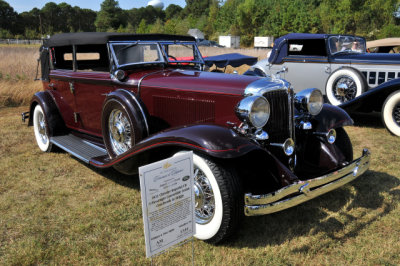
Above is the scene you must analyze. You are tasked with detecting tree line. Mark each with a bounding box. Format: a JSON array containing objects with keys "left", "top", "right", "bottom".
[{"left": 1, "top": 0, "right": 400, "bottom": 46}]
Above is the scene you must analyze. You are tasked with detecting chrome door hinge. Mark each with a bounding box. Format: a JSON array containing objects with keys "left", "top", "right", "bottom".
[
  {"left": 69, "top": 82, "right": 75, "bottom": 94},
  {"left": 73, "top": 112, "right": 79, "bottom": 123}
]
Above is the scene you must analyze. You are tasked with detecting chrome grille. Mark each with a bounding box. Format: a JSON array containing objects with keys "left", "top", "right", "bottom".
[{"left": 263, "top": 89, "right": 294, "bottom": 143}]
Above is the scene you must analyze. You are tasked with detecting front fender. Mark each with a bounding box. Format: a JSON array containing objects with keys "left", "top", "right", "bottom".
[
  {"left": 312, "top": 104, "right": 354, "bottom": 132},
  {"left": 90, "top": 124, "right": 263, "bottom": 169},
  {"left": 339, "top": 78, "right": 400, "bottom": 112}
]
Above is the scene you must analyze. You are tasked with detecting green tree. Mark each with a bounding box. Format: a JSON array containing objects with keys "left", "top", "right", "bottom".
[
  {"left": 165, "top": 4, "right": 183, "bottom": 20},
  {"left": 0, "top": 0, "right": 19, "bottom": 34},
  {"left": 184, "top": 0, "right": 212, "bottom": 17},
  {"left": 95, "top": 0, "right": 125, "bottom": 31}
]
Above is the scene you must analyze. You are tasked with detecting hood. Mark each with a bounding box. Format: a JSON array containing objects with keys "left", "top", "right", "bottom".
[
  {"left": 332, "top": 52, "right": 400, "bottom": 65},
  {"left": 135, "top": 69, "right": 261, "bottom": 96}
]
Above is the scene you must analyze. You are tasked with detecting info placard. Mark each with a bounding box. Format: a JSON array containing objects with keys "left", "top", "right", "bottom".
[{"left": 139, "top": 152, "right": 195, "bottom": 258}]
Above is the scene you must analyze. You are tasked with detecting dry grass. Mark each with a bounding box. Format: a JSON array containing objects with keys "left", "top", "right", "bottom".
[
  {"left": 0, "top": 107, "right": 399, "bottom": 264},
  {"left": 0, "top": 46, "right": 267, "bottom": 107},
  {"left": 0, "top": 46, "right": 42, "bottom": 106}
]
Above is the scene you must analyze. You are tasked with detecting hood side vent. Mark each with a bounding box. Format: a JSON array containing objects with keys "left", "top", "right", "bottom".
[{"left": 153, "top": 95, "right": 215, "bottom": 127}]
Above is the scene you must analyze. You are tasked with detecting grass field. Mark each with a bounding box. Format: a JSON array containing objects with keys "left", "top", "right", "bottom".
[
  {"left": 1, "top": 46, "right": 400, "bottom": 264},
  {"left": 0, "top": 109, "right": 399, "bottom": 264}
]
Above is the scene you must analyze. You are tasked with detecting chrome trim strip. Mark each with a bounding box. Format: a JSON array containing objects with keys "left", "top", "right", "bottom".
[{"left": 244, "top": 149, "right": 370, "bottom": 216}]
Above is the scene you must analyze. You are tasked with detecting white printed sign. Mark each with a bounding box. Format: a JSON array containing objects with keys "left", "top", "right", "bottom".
[{"left": 139, "top": 152, "right": 195, "bottom": 258}]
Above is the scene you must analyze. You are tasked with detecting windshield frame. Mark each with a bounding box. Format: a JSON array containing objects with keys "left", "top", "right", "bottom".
[
  {"left": 160, "top": 41, "right": 205, "bottom": 65},
  {"left": 328, "top": 35, "right": 366, "bottom": 55},
  {"left": 109, "top": 41, "right": 165, "bottom": 69}
]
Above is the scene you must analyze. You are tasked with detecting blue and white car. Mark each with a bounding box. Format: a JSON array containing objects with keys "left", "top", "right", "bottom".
[{"left": 246, "top": 33, "right": 400, "bottom": 136}]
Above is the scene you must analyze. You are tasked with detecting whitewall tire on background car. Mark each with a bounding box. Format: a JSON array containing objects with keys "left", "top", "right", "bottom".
[
  {"left": 176, "top": 152, "right": 242, "bottom": 244},
  {"left": 382, "top": 90, "right": 400, "bottom": 137},
  {"left": 33, "top": 104, "right": 54, "bottom": 152},
  {"left": 326, "top": 68, "right": 365, "bottom": 106}
]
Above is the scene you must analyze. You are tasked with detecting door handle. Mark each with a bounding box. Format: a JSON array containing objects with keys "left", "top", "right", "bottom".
[{"left": 48, "top": 83, "right": 55, "bottom": 89}]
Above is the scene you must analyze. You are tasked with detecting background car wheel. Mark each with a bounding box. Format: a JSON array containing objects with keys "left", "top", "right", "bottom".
[
  {"left": 334, "top": 127, "right": 353, "bottom": 162},
  {"left": 102, "top": 98, "right": 143, "bottom": 158},
  {"left": 33, "top": 104, "right": 55, "bottom": 152},
  {"left": 382, "top": 90, "right": 400, "bottom": 137},
  {"left": 326, "top": 68, "right": 365, "bottom": 106},
  {"left": 176, "top": 152, "right": 243, "bottom": 244}
]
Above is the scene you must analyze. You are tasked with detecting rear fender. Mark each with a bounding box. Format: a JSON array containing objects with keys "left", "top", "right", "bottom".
[
  {"left": 312, "top": 104, "right": 353, "bottom": 132},
  {"left": 28, "top": 91, "right": 66, "bottom": 135}
]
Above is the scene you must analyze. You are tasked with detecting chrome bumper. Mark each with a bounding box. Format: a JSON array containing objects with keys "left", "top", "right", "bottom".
[{"left": 244, "top": 149, "right": 370, "bottom": 216}]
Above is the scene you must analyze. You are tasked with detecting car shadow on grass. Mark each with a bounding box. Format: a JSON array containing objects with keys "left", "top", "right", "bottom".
[
  {"left": 79, "top": 160, "right": 142, "bottom": 190},
  {"left": 228, "top": 170, "right": 400, "bottom": 249}
]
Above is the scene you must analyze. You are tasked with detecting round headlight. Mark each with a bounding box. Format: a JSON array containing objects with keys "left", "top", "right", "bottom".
[
  {"left": 308, "top": 89, "right": 323, "bottom": 115},
  {"left": 236, "top": 96, "right": 270, "bottom": 128},
  {"left": 295, "top": 88, "right": 324, "bottom": 116}
]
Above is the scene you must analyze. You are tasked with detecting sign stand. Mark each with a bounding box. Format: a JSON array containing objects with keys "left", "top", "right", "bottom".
[{"left": 139, "top": 152, "right": 196, "bottom": 263}]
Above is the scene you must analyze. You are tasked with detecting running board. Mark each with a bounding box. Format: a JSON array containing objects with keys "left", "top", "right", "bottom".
[{"left": 51, "top": 134, "right": 107, "bottom": 164}]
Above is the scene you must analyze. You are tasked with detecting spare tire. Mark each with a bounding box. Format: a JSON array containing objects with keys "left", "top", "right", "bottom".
[
  {"left": 326, "top": 68, "right": 366, "bottom": 106},
  {"left": 102, "top": 97, "right": 146, "bottom": 158}
]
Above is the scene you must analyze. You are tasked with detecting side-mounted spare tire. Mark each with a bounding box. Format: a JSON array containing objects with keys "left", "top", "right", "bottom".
[
  {"left": 326, "top": 68, "right": 366, "bottom": 106},
  {"left": 102, "top": 91, "right": 148, "bottom": 158},
  {"left": 382, "top": 90, "right": 400, "bottom": 137}
]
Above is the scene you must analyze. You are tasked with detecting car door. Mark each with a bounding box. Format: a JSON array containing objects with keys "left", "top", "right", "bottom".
[
  {"left": 48, "top": 45, "right": 80, "bottom": 129},
  {"left": 280, "top": 38, "right": 331, "bottom": 93},
  {"left": 71, "top": 44, "right": 114, "bottom": 136}
]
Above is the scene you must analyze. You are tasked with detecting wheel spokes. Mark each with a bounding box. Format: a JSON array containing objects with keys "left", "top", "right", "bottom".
[{"left": 194, "top": 167, "right": 215, "bottom": 224}]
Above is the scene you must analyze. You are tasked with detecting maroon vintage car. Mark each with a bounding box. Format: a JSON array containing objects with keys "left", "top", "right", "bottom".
[{"left": 24, "top": 32, "right": 370, "bottom": 244}]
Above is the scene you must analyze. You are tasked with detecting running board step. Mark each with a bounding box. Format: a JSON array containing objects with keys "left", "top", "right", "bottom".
[{"left": 51, "top": 134, "right": 107, "bottom": 164}]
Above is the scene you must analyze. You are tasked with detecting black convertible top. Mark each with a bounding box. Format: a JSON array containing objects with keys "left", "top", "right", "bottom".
[{"left": 45, "top": 32, "right": 196, "bottom": 47}]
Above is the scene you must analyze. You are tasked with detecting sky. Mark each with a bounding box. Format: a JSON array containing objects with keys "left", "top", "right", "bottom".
[{"left": 6, "top": 0, "right": 186, "bottom": 13}]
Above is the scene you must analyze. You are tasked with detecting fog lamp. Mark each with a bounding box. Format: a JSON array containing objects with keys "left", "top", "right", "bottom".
[
  {"left": 327, "top": 129, "right": 336, "bottom": 144},
  {"left": 283, "top": 138, "right": 295, "bottom": 156}
]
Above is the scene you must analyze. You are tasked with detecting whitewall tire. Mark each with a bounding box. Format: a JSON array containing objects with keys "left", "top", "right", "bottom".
[
  {"left": 33, "top": 104, "right": 54, "bottom": 152},
  {"left": 382, "top": 90, "right": 400, "bottom": 137},
  {"left": 175, "top": 152, "right": 242, "bottom": 244},
  {"left": 326, "top": 68, "right": 365, "bottom": 106}
]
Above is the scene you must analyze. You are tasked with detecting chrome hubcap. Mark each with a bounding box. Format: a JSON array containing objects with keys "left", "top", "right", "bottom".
[
  {"left": 393, "top": 102, "right": 400, "bottom": 126},
  {"left": 194, "top": 168, "right": 215, "bottom": 224},
  {"left": 333, "top": 76, "right": 357, "bottom": 103},
  {"left": 108, "top": 109, "right": 132, "bottom": 155}
]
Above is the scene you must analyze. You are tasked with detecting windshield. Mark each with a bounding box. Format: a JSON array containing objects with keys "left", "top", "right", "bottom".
[
  {"left": 328, "top": 36, "right": 366, "bottom": 55},
  {"left": 110, "top": 43, "right": 163, "bottom": 67},
  {"left": 161, "top": 42, "right": 204, "bottom": 64}
]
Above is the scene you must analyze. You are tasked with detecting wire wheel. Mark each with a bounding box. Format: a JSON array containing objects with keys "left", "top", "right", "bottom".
[
  {"left": 108, "top": 109, "right": 133, "bottom": 155},
  {"left": 326, "top": 68, "right": 365, "bottom": 106},
  {"left": 333, "top": 76, "right": 358, "bottom": 103},
  {"left": 194, "top": 167, "right": 215, "bottom": 224},
  {"left": 393, "top": 102, "right": 400, "bottom": 126}
]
